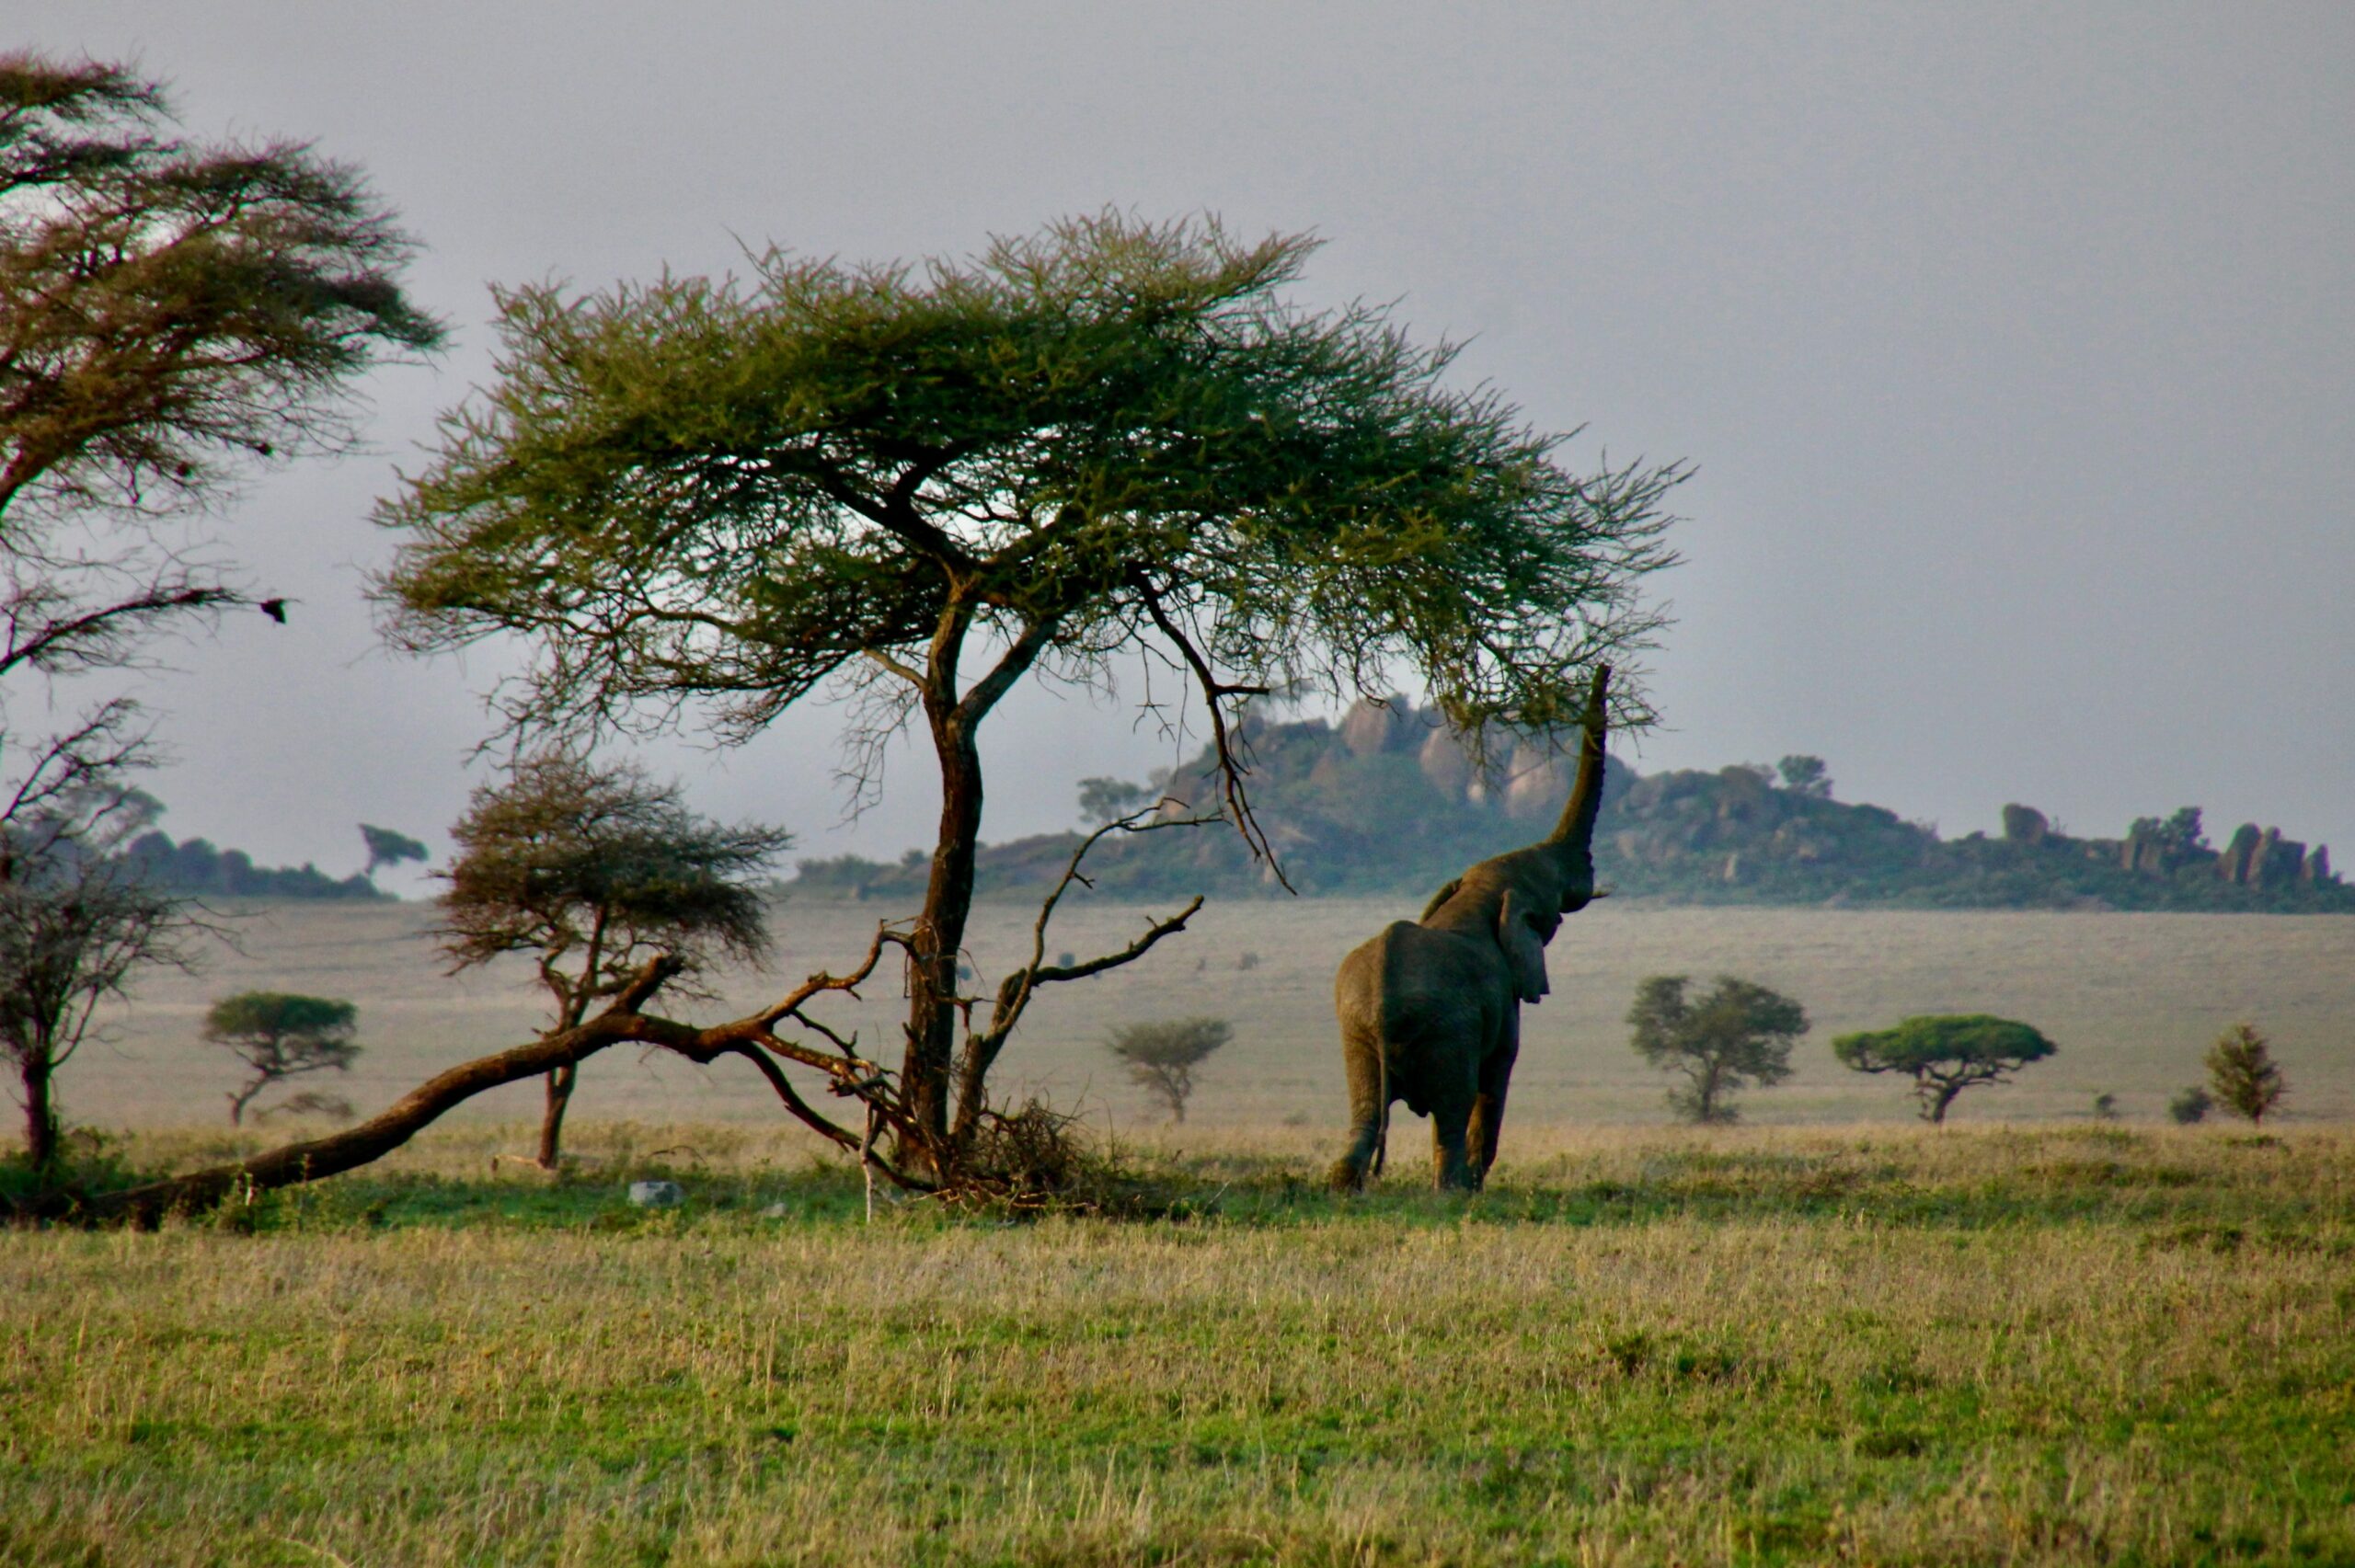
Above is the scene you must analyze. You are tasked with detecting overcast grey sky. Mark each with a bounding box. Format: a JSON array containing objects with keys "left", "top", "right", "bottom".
[{"left": 26, "top": 3, "right": 2354, "bottom": 891}]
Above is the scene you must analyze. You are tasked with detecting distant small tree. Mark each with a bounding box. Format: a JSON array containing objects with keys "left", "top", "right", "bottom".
[
  {"left": 1077, "top": 778, "right": 1150, "bottom": 827},
  {"left": 2126, "top": 807, "right": 2210, "bottom": 874},
  {"left": 359, "top": 824, "right": 429, "bottom": 879},
  {"left": 1106, "top": 1016, "right": 1231, "bottom": 1124},
  {"left": 2166, "top": 1085, "right": 2212, "bottom": 1126},
  {"left": 2205, "top": 1024, "right": 2285, "bottom": 1126},
  {"left": 1776, "top": 755, "right": 1832, "bottom": 799},
  {"left": 437, "top": 751, "right": 790, "bottom": 1168},
  {"left": 1626, "top": 975, "right": 1809, "bottom": 1124},
  {"left": 2091, "top": 1093, "right": 2120, "bottom": 1121},
  {"left": 204, "top": 991, "right": 360, "bottom": 1125},
  {"left": 1832, "top": 1014, "right": 2057, "bottom": 1124}
]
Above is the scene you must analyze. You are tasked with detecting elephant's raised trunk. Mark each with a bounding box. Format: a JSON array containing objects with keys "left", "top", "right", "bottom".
[{"left": 1544, "top": 664, "right": 1612, "bottom": 856}]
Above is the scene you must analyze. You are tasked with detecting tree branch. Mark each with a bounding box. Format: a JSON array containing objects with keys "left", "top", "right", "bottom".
[
  {"left": 1127, "top": 570, "right": 1290, "bottom": 891},
  {"left": 947, "top": 807, "right": 1212, "bottom": 1140}
]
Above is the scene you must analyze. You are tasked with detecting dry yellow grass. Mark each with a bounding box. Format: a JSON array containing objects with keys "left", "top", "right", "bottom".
[
  {"left": 60, "top": 898, "right": 2355, "bottom": 1143},
  {"left": 4, "top": 1124, "right": 2350, "bottom": 1565}
]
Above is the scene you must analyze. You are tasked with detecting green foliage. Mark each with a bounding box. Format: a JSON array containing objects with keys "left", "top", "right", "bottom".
[
  {"left": 358, "top": 824, "right": 428, "bottom": 877},
  {"left": 2206, "top": 1023, "right": 2286, "bottom": 1126},
  {"left": 1832, "top": 1014, "right": 2059, "bottom": 1124},
  {"left": 1, "top": 52, "right": 431, "bottom": 1179},
  {"left": 437, "top": 750, "right": 790, "bottom": 1016},
  {"left": 1626, "top": 975, "right": 1809, "bottom": 1123},
  {"left": 376, "top": 212, "right": 1680, "bottom": 1169},
  {"left": 202, "top": 991, "right": 360, "bottom": 1125},
  {"left": 1106, "top": 1016, "right": 1233, "bottom": 1124},
  {"left": 0, "top": 52, "right": 443, "bottom": 532},
  {"left": 2127, "top": 807, "right": 2210, "bottom": 873},
  {"left": 1076, "top": 777, "right": 1150, "bottom": 826},
  {"left": 0, "top": 816, "right": 198, "bottom": 1172},
  {"left": 1775, "top": 754, "right": 1831, "bottom": 797},
  {"left": 2168, "top": 1085, "right": 2214, "bottom": 1126},
  {"left": 375, "top": 212, "right": 1678, "bottom": 747}
]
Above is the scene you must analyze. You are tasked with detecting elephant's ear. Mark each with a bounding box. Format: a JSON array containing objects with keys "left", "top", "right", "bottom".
[{"left": 1497, "top": 890, "right": 1550, "bottom": 1002}]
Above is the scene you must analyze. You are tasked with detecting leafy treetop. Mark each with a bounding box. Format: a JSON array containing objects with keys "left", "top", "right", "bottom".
[
  {"left": 434, "top": 751, "right": 790, "bottom": 1027},
  {"left": 359, "top": 823, "right": 429, "bottom": 878},
  {"left": 1626, "top": 973, "right": 1809, "bottom": 1124},
  {"left": 1832, "top": 1013, "right": 2058, "bottom": 1124},
  {"left": 0, "top": 52, "right": 443, "bottom": 533},
  {"left": 377, "top": 212, "right": 1678, "bottom": 761},
  {"left": 2204, "top": 1023, "right": 2285, "bottom": 1126}
]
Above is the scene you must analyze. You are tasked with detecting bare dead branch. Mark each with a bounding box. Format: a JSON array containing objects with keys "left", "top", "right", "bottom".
[
  {"left": 1129, "top": 570, "right": 1292, "bottom": 891},
  {"left": 754, "top": 921, "right": 896, "bottom": 1031},
  {"left": 944, "top": 807, "right": 1211, "bottom": 1142}
]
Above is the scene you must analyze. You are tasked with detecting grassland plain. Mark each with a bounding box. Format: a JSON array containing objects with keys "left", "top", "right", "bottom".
[
  {"left": 5, "top": 1124, "right": 2354, "bottom": 1565},
  {"left": 58, "top": 899, "right": 2355, "bottom": 1136}
]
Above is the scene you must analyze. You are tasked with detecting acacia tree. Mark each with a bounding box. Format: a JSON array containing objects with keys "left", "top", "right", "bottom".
[
  {"left": 1627, "top": 974, "right": 1809, "bottom": 1124},
  {"left": 378, "top": 214, "right": 1680, "bottom": 1181},
  {"left": 1832, "top": 1014, "right": 2058, "bottom": 1124},
  {"left": 359, "top": 825, "right": 429, "bottom": 880},
  {"left": 1106, "top": 1016, "right": 1232, "bottom": 1124},
  {"left": 204, "top": 991, "right": 360, "bottom": 1125},
  {"left": 437, "top": 751, "right": 791, "bottom": 1167}
]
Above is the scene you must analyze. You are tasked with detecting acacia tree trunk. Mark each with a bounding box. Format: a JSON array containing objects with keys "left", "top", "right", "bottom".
[
  {"left": 1923, "top": 1076, "right": 1965, "bottom": 1124},
  {"left": 537, "top": 1064, "right": 577, "bottom": 1168},
  {"left": 900, "top": 712, "right": 984, "bottom": 1181},
  {"left": 21, "top": 1051, "right": 58, "bottom": 1174},
  {"left": 226, "top": 1082, "right": 263, "bottom": 1127}
]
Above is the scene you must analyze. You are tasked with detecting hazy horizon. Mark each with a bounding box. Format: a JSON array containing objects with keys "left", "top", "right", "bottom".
[{"left": 22, "top": 5, "right": 2353, "bottom": 897}]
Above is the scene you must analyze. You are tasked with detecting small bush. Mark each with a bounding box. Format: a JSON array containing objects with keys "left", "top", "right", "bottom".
[
  {"left": 2167, "top": 1085, "right": 2212, "bottom": 1126},
  {"left": 1106, "top": 1017, "right": 1233, "bottom": 1125},
  {"left": 2206, "top": 1024, "right": 2286, "bottom": 1125}
]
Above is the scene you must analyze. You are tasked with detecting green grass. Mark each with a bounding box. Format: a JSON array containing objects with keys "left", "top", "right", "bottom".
[{"left": 5, "top": 1124, "right": 2352, "bottom": 1564}]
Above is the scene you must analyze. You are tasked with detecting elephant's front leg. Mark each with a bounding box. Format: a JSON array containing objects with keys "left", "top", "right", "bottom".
[{"left": 1465, "top": 1013, "right": 1521, "bottom": 1187}]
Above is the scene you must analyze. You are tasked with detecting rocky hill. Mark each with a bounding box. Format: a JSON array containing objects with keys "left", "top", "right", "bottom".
[{"left": 790, "top": 698, "right": 2349, "bottom": 912}]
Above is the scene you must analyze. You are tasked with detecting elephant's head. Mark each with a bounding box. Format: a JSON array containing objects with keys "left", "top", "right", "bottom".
[{"left": 1419, "top": 665, "right": 1612, "bottom": 1002}]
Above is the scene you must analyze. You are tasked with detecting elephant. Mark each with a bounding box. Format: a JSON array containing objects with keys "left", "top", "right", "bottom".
[{"left": 1328, "top": 666, "right": 1612, "bottom": 1191}]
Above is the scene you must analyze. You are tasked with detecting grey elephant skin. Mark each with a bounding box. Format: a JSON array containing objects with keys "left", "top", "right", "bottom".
[{"left": 1329, "top": 668, "right": 1612, "bottom": 1191}]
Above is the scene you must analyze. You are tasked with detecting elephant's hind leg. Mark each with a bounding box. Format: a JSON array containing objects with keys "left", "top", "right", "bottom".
[
  {"left": 1467, "top": 1031, "right": 1519, "bottom": 1188},
  {"left": 1430, "top": 1094, "right": 1478, "bottom": 1191}
]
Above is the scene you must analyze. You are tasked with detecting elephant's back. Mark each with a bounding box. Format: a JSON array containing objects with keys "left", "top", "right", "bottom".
[{"left": 1336, "top": 921, "right": 1497, "bottom": 1036}]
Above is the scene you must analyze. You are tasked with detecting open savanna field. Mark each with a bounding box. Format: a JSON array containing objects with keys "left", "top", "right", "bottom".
[
  {"left": 54, "top": 897, "right": 2355, "bottom": 1135},
  {"left": 10, "top": 902, "right": 2355, "bottom": 1564}
]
